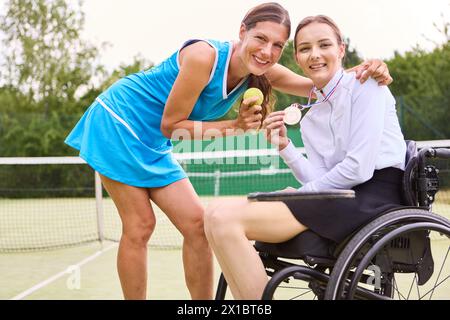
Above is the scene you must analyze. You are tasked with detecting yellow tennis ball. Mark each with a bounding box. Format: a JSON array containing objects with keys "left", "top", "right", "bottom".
[{"left": 243, "top": 88, "right": 264, "bottom": 106}]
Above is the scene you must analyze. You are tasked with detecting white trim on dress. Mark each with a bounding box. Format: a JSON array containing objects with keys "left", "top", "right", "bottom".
[{"left": 95, "top": 97, "right": 141, "bottom": 142}]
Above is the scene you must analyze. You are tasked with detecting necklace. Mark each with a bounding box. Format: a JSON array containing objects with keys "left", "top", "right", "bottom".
[{"left": 284, "top": 72, "right": 344, "bottom": 125}]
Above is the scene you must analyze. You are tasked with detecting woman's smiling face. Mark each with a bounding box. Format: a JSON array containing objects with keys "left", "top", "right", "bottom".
[
  {"left": 295, "top": 22, "right": 345, "bottom": 89},
  {"left": 238, "top": 21, "right": 289, "bottom": 76}
]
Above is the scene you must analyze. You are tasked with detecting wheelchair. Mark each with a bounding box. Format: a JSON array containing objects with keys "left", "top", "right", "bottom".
[{"left": 215, "top": 141, "right": 450, "bottom": 300}]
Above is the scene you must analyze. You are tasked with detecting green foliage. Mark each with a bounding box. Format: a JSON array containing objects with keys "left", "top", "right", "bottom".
[
  {"left": 343, "top": 37, "right": 363, "bottom": 68},
  {"left": 387, "top": 38, "right": 449, "bottom": 140},
  {"left": 274, "top": 41, "right": 304, "bottom": 111},
  {"left": 0, "top": 0, "right": 103, "bottom": 111},
  {"left": 0, "top": 0, "right": 448, "bottom": 199},
  {"left": 0, "top": 111, "right": 79, "bottom": 157},
  {"left": 0, "top": 0, "right": 106, "bottom": 160}
]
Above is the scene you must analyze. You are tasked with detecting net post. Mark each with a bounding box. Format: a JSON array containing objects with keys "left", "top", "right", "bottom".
[{"left": 95, "top": 171, "right": 105, "bottom": 243}]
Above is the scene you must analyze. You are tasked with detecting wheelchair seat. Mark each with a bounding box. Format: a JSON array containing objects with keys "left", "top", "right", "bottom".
[{"left": 255, "top": 230, "right": 337, "bottom": 266}]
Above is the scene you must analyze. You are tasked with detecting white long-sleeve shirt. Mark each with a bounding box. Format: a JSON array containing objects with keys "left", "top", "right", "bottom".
[{"left": 279, "top": 69, "right": 406, "bottom": 192}]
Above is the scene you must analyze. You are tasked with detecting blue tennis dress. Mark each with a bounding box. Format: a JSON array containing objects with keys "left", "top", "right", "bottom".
[{"left": 65, "top": 39, "right": 249, "bottom": 187}]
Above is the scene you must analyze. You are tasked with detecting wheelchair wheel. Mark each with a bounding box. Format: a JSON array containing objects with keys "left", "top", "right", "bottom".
[
  {"left": 261, "top": 264, "right": 331, "bottom": 300},
  {"left": 324, "top": 208, "right": 450, "bottom": 300},
  {"left": 215, "top": 262, "right": 333, "bottom": 300}
]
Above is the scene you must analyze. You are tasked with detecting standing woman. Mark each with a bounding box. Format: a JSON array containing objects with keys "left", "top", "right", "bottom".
[
  {"left": 204, "top": 15, "right": 405, "bottom": 300},
  {"left": 66, "top": 2, "right": 391, "bottom": 300}
]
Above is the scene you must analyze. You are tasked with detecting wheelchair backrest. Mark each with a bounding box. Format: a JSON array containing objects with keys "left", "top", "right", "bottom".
[
  {"left": 402, "top": 141, "right": 419, "bottom": 206},
  {"left": 402, "top": 140, "right": 441, "bottom": 208},
  {"left": 405, "top": 140, "right": 418, "bottom": 164}
]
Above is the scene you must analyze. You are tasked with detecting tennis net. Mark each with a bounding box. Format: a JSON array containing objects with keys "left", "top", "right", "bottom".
[
  {"left": 1, "top": 140, "right": 449, "bottom": 252},
  {"left": 0, "top": 148, "right": 299, "bottom": 251}
]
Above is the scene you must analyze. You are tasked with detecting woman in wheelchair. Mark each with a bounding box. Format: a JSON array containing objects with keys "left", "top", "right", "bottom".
[{"left": 204, "top": 15, "right": 409, "bottom": 300}]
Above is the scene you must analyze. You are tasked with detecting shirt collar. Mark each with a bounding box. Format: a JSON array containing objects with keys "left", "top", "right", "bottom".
[{"left": 313, "top": 69, "right": 344, "bottom": 101}]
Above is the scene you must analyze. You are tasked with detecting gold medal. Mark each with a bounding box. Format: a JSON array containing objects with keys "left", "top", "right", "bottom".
[
  {"left": 284, "top": 106, "right": 302, "bottom": 125},
  {"left": 284, "top": 71, "right": 345, "bottom": 126}
]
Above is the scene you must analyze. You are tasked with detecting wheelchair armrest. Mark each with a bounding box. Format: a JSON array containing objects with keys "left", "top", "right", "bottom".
[
  {"left": 431, "top": 148, "right": 450, "bottom": 159},
  {"left": 247, "top": 189, "right": 355, "bottom": 202}
]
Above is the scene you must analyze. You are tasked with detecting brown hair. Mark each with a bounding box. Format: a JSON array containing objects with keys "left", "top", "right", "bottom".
[
  {"left": 294, "top": 15, "right": 343, "bottom": 52},
  {"left": 242, "top": 2, "right": 291, "bottom": 121}
]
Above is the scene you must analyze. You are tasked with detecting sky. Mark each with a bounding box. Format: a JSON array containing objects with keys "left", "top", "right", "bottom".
[
  {"left": 0, "top": 0, "right": 448, "bottom": 72},
  {"left": 79, "top": 0, "right": 449, "bottom": 71}
]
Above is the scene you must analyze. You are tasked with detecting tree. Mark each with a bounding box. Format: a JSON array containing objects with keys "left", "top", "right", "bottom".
[
  {"left": 0, "top": 0, "right": 108, "bottom": 157},
  {"left": 387, "top": 19, "right": 450, "bottom": 140},
  {"left": 0, "top": 0, "right": 103, "bottom": 114}
]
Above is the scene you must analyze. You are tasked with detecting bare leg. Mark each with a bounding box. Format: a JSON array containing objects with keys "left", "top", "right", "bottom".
[
  {"left": 203, "top": 201, "right": 242, "bottom": 298},
  {"left": 205, "top": 221, "right": 262, "bottom": 299},
  {"left": 204, "top": 198, "right": 307, "bottom": 300},
  {"left": 100, "top": 174, "right": 156, "bottom": 300},
  {"left": 149, "top": 178, "right": 213, "bottom": 299}
]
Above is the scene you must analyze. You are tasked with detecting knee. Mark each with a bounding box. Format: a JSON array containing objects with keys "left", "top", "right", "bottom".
[
  {"left": 204, "top": 200, "right": 224, "bottom": 229},
  {"left": 204, "top": 200, "right": 238, "bottom": 241},
  {"left": 178, "top": 205, "right": 207, "bottom": 241},
  {"left": 122, "top": 217, "right": 156, "bottom": 247}
]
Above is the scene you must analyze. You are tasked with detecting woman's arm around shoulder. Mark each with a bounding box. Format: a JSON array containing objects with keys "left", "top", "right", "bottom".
[
  {"left": 265, "top": 63, "right": 313, "bottom": 98},
  {"left": 266, "top": 59, "right": 393, "bottom": 99}
]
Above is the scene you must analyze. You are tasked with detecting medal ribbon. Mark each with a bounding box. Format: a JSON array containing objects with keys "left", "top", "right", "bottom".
[{"left": 291, "top": 71, "right": 344, "bottom": 111}]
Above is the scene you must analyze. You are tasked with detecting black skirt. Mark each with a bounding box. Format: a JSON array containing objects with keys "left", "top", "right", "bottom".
[{"left": 282, "top": 167, "right": 405, "bottom": 243}]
